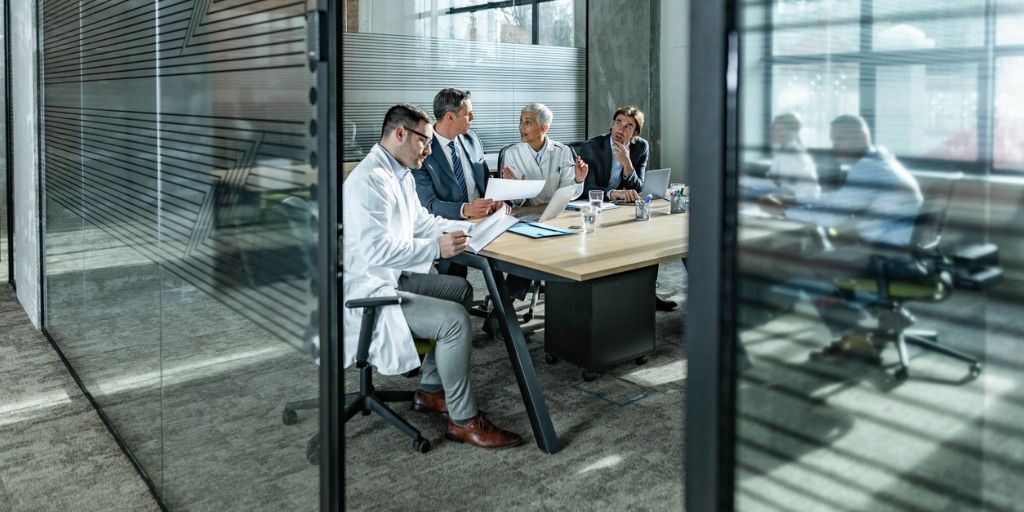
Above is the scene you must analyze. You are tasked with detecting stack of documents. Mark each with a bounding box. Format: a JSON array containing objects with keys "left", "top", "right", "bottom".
[{"left": 467, "top": 209, "right": 518, "bottom": 253}]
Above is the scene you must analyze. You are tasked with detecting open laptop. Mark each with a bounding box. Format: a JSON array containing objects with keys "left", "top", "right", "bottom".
[
  {"left": 640, "top": 168, "right": 672, "bottom": 200},
  {"left": 517, "top": 184, "right": 578, "bottom": 223}
]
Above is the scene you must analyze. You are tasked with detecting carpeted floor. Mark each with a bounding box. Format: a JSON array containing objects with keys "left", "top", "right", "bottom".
[
  {"left": 343, "top": 260, "right": 690, "bottom": 511},
  {"left": 0, "top": 284, "right": 159, "bottom": 512}
]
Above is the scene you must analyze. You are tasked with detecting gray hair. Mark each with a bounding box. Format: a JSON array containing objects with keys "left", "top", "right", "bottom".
[
  {"left": 521, "top": 103, "right": 553, "bottom": 127},
  {"left": 432, "top": 88, "right": 471, "bottom": 120},
  {"left": 831, "top": 114, "right": 872, "bottom": 142}
]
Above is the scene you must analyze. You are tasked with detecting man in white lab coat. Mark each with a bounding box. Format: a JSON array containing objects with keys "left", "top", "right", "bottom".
[{"left": 343, "top": 104, "right": 522, "bottom": 449}]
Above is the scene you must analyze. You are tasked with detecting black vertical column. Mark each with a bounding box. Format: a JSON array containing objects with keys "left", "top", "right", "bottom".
[
  {"left": 313, "top": 0, "right": 339, "bottom": 510},
  {"left": 685, "top": 0, "right": 740, "bottom": 510}
]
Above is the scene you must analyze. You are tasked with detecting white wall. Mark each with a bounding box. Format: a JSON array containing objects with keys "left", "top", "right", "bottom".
[
  {"left": 12, "top": 0, "right": 40, "bottom": 327},
  {"left": 660, "top": 0, "right": 689, "bottom": 184}
]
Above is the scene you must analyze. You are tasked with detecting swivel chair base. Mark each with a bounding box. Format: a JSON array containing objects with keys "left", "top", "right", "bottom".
[
  {"left": 344, "top": 383, "right": 430, "bottom": 453},
  {"left": 893, "top": 328, "right": 982, "bottom": 381}
]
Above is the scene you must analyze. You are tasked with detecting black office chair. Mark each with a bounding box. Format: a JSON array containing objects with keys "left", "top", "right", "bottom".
[
  {"left": 344, "top": 297, "right": 432, "bottom": 453},
  {"left": 833, "top": 172, "right": 985, "bottom": 381}
]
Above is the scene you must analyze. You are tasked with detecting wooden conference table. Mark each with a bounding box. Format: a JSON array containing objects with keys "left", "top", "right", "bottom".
[{"left": 450, "top": 200, "right": 688, "bottom": 454}]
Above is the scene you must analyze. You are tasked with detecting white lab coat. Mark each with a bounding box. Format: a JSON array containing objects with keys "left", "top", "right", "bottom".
[
  {"left": 343, "top": 144, "right": 471, "bottom": 375},
  {"left": 502, "top": 139, "right": 584, "bottom": 205}
]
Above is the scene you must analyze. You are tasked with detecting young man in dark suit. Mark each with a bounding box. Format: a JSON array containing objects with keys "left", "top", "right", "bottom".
[
  {"left": 579, "top": 105, "right": 647, "bottom": 203},
  {"left": 579, "top": 106, "right": 677, "bottom": 311}
]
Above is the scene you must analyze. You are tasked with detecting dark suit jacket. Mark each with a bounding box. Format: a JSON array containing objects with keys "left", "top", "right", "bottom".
[
  {"left": 579, "top": 133, "right": 648, "bottom": 197},
  {"left": 413, "top": 130, "right": 490, "bottom": 219}
]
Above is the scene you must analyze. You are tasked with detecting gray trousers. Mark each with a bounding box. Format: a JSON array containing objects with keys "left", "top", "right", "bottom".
[{"left": 397, "top": 272, "right": 477, "bottom": 422}]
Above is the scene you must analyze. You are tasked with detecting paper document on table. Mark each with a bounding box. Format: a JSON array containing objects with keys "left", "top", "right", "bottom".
[
  {"left": 468, "top": 209, "right": 518, "bottom": 254},
  {"left": 484, "top": 178, "right": 545, "bottom": 201}
]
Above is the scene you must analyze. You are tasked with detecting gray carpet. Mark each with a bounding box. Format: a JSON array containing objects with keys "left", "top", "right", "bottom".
[
  {"left": 0, "top": 284, "right": 159, "bottom": 512},
  {"left": 735, "top": 283, "right": 1024, "bottom": 511},
  {"left": 343, "top": 260, "right": 689, "bottom": 511}
]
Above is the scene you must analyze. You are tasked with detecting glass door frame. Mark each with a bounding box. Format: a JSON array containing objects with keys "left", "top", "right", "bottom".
[
  {"left": 3, "top": 0, "right": 12, "bottom": 286},
  {"left": 312, "top": 0, "right": 340, "bottom": 510},
  {"left": 685, "top": 1, "right": 741, "bottom": 511}
]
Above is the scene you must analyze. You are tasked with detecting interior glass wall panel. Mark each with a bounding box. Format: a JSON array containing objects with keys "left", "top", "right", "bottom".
[
  {"left": 41, "top": 0, "right": 165, "bottom": 485},
  {"left": 733, "top": 1, "right": 1024, "bottom": 510},
  {"left": 41, "top": 1, "right": 321, "bottom": 508}
]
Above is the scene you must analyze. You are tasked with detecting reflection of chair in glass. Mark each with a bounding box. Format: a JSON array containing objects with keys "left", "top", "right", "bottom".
[
  {"left": 278, "top": 194, "right": 320, "bottom": 464},
  {"left": 343, "top": 298, "right": 434, "bottom": 453},
  {"left": 833, "top": 173, "right": 983, "bottom": 381}
]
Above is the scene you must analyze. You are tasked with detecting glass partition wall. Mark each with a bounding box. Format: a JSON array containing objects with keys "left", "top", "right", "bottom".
[
  {"left": 729, "top": 1, "right": 1024, "bottom": 510},
  {"left": 41, "top": 1, "right": 323, "bottom": 509}
]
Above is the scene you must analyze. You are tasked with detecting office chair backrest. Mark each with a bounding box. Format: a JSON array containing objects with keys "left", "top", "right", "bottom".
[
  {"left": 910, "top": 172, "right": 963, "bottom": 255},
  {"left": 496, "top": 143, "right": 516, "bottom": 175}
]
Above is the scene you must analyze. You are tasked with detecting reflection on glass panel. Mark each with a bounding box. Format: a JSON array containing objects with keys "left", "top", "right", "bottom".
[
  {"left": 538, "top": 0, "right": 576, "bottom": 47},
  {"left": 736, "top": 1, "right": 1024, "bottom": 511},
  {"left": 772, "top": 0, "right": 859, "bottom": 55},
  {"left": 873, "top": 0, "right": 985, "bottom": 50},
  {"left": 772, "top": 64, "right": 859, "bottom": 149},
  {"left": 995, "top": 0, "right": 1024, "bottom": 46},
  {"left": 994, "top": 57, "right": 1024, "bottom": 170},
  {"left": 876, "top": 64, "right": 978, "bottom": 161},
  {"left": 41, "top": 1, "right": 320, "bottom": 509},
  {"left": 448, "top": 4, "right": 531, "bottom": 44}
]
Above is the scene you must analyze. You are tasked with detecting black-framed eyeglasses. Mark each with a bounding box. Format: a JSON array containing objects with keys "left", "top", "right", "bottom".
[{"left": 404, "top": 125, "right": 431, "bottom": 145}]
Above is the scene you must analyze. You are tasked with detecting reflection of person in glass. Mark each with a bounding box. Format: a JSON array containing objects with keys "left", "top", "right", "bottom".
[
  {"left": 500, "top": 103, "right": 589, "bottom": 205},
  {"left": 759, "top": 114, "right": 923, "bottom": 359},
  {"left": 343, "top": 104, "right": 523, "bottom": 449},
  {"left": 342, "top": 118, "right": 363, "bottom": 160},
  {"left": 768, "top": 112, "right": 820, "bottom": 200}
]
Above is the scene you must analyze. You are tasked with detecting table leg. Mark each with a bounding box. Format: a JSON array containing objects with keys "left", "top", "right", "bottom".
[{"left": 452, "top": 254, "right": 561, "bottom": 454}]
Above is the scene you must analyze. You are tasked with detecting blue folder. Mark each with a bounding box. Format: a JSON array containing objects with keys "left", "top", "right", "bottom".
[{"left": 508, "top": 222, "right": 577, "bottom": 239}]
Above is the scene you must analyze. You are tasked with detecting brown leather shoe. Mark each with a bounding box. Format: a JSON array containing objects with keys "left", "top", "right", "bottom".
[
  {"left": 412, "top": 390, "right": 447, "bottom": 416},
  {"left": 445, "top": 414, "right": 523, "bottom": 449}
]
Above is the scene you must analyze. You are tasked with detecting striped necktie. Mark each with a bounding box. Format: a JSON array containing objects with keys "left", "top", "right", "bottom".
[{"left": 448, "top": 140, "right": 469, "bottom": 202}]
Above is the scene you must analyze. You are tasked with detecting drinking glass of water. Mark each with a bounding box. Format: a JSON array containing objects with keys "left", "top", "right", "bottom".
[
  {"left": 581, "top": 205, "right": 598, "bottom": 233},
  {"left": 588, "top": 190, "right": 603, "bottom": 210}
]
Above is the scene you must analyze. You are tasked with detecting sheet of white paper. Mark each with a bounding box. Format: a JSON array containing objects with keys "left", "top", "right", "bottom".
[
  {"left": 566, "top": 200, "right": 620, "bottom": 212},
  {"left": 468, "top": 209, "right": 519, "bottom": 253},
  {"left": 484, "top": 178, "right": 545, "bottom": 201}
]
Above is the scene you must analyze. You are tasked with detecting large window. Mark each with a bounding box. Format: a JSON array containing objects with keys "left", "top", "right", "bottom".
[
  {"left": 764, "top": 0, "right": 1024, "bottom": 173},
  {"left": 347, "top": 0, "right": 581, "bottom": 48}
]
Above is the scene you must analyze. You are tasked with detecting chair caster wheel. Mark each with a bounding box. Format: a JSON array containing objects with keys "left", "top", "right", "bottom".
[
  {"left": 635, "top": 356, "right": 648, "bottom": 365},
  {"left": 282, "top": 410, "right": 298, "bottom": 425},
  {"left": 895, "top": 368, "right": 908, "bottom": 381},
  {"left": 523, "top": 312, "right": 534, "bottom": 323},
  {"left": 545, "top": 353, "right": 558, "bottom": 365},
  {"left": 582, "top": 370, "right": 599, "bottom": 382},
  {"left": 413, "top": 437, "right": 431, "bottom": 453},
  {"left": 970, "top": 362, "right": 983, "bottom": 377},
  {"left": 361, "top": 409, "right": 371, "bottom": 416},
  {"left": 306, "top": 433, "right": 320, "bottom": 465}
]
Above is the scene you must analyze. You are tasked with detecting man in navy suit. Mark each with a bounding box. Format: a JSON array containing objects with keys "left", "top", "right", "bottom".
[
  {"left": 579, "top": 105, "right": 677, "bottom": 311},
  {"left": 414, "top": 88, "right": 499, "bottom": 221},
  {"left": 579, "top": 105, "right": 648, "bottom": 203},
  {"left": 414, "top": 88, "right": 501, "bottom": 278}
]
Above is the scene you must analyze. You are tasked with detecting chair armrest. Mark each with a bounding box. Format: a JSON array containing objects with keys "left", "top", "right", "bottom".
[{"left": 345, "top": 296, "right": 403, "bottom": 309}]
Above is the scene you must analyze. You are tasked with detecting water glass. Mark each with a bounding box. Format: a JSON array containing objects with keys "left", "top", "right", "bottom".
[
  {"left": 588, "top": 190, "right": 603, "bottom": 210},
  {"left": 581, "top": 205, "right": 598, "bottom": 233}
]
